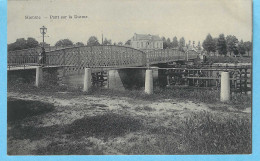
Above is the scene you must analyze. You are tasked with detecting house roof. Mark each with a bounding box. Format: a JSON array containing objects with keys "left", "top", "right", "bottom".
[{"left": 133, "top": 33, "right": 162, "bottom": 41}]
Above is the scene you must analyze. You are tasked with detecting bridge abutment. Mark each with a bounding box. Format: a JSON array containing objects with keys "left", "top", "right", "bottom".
[
  {"left": 107, "top": 68, "right": 158, "bottom": 91},
  {"left": 108, "top": 69, "right": 126, "bottom": 91}
]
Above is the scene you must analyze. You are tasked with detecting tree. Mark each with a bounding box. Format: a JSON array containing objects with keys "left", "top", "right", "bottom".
[
  {"left": 202, "top": 34, "right": 215, "bottom": 54},
  {"left": 213, "top": 38, "right": 218, "bottom": 54},
  {"left": 26, "top": 37, "right": 39, "bottom": 48},
  {"left": 162, "top": 37, "right": 167, "bottom": 49},
  {"left": 186, "top": 40, "right": 191, "bottom": 49},
  {"left": 103, "top": 38, "right": 112, "bottom": 45},
  {"left": 178, "top": 37, "right": 185, "bottom": 52},
  {"left": 244, "top": 41, "right": 252, "bottom": 56},
  {"left": 55, "top": 39, "right": 73, "bottom": 47},
  {"left": 8, "top": 37, "right": 40, "bottom": 51},
  {"left": 117, "top": 42, "right": 123, "bottom": 46},
  {"left": 226, "top": 35, "right": 238, "bottom": 56},
  {"left": 197, "top": 41, "right": 202, "bottom": 51},
  {"left": 125, "top": 39, "right": 131, "bottom": 45},
  {"left": 8, "top": 38, "right": 26, "bottom": 51},
  {"left": 87, "top": 36, "right": 100, "bottom": 46},
  {"left": 39, "top": 42, "right": 49, "bottom": 48},
  {"left": 238, "top": 40, "right": 246, "bottom": 56},
  {"left": 172, "top": 36, "right": 178, "bottom": 48},
  {"left": 16, "top": 38, "right": 27, "bottom": 49},
  {"left": 216, "top": 34, "right": 227, "bottom": 56},
  {"left": 166, "top": 38, "right": 172, "bottom": 48},
  {"left": 75, "top": 42, "right": 84, "bottom": 46}
]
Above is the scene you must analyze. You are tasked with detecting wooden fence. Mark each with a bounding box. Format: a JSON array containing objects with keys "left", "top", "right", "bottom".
[{"left": 160, "top": 65, "right": 251, "bottom": 93}]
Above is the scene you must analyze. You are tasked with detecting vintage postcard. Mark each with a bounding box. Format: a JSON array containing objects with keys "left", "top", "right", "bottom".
[{"left": 2, "top": 0, "right": 257, "bottom": 160}]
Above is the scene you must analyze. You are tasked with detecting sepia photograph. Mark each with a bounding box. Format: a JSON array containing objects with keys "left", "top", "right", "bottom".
[{"left": 6, "top": 0, "right": 252, "bottom": 156}]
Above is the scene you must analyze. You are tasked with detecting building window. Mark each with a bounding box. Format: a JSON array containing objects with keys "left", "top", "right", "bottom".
[{"left": 137, "top": 42, "right": 139, "bottom": 48}]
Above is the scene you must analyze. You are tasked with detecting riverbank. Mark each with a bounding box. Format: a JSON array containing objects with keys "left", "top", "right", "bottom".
[{"left": 7, "top": 85, "right": 251, "bottom": 155}]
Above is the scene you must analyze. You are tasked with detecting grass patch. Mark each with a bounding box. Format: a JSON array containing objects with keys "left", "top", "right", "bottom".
[
  {"left": 7, "top": 98, "right": 55, "bottom": 122},
  {"left": 64, "top": 113, "right": 143, "bottom": 139},
  {"left": 117, "top": 111, "right": 251, "bottom": 154},
  {"left": 135, "top": 106, "right": 155, "bottom": 112},
  {"left": 119, "top": 104, "right": 131, "bottom": 109},
  {"left": 230, "top": 93, "right": 252, "bottom": 110},
  {"left": 36, "top": 140, "right": 104, "bottom": 155},
  {"left": 8, "top": 125, "right": 61, "bottom": 141},
  {"left": 178, "top": 111, "right": 251, "bottom": 154},
  {"left": 7, "top": 102, "right": 251, "bottom": 154}
]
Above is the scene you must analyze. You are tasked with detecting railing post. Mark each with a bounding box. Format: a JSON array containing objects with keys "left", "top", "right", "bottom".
[{"left": 220, "top": 72, "right": 230, "bottom": 102}]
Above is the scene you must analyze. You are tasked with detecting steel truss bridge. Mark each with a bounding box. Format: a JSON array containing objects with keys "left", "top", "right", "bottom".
[{"left": 8, "top": 45, "right": 199, "bottom": 74}]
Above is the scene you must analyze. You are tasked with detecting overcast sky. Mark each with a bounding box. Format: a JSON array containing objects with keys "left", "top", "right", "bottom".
[{"left": 8, "top": 0, "right": 252, "bottom": 45}]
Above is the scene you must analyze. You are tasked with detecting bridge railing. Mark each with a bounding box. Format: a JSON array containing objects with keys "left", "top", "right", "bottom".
[
  {"left": 146, "top": 49, "right": 198, "bottom": 64},
  {"left": 44, "top": 45, "right": 146, "bottom": 74},
  {"left": 7, "top": 54, "right": 65, "bottom": 68},
  {"left": 7, "top": 46, "right": 199, "bottom": 71},
  {"left": 8, "top": 48, "right": 41, "bottom": 67}
]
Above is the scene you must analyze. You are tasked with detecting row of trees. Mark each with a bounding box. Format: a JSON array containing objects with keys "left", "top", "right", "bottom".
[
  {"left": 202, "top": 34, "right": 252, "bottom": 56},
  {"left": 8, "top": 35, "right": 252, "bottom": 57},
  {"left": 86, "top": 36, "right": 131, "bottom": 46},
  {"left": 8, "top": 38, "right": 39, "bottom": 51},
  {"left": 8, "top": 35, "right": 133, "bottom": 52},
  {"left": 160, "top": 36, "right": 202, "bottom": 52},
  {"left": 161, "top": 36, "right": 183, "bottom": 50}
]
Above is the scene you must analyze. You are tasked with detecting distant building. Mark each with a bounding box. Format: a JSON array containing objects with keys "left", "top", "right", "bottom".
[{"left": 131, "top": 33, "right": 163, "bottom": 50}]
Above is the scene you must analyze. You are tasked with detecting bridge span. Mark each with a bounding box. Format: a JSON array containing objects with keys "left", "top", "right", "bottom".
[
  {"left": 8, "top": 45, "right": 200, "bottom": 91},
  {"left": 8, "top": 45, "right": 199, "bottom": 74}
]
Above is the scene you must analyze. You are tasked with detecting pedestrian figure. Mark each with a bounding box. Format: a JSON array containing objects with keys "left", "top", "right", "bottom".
[{"left": 39, "top": 47, "right": 46, "bottom": 66}]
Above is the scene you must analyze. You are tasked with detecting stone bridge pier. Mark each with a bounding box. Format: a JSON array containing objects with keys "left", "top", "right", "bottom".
[{"left": 107, "top": 67, "right": 158, "bottom": 91}]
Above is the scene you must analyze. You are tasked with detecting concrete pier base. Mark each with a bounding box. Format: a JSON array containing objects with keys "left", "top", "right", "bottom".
[
  {"left": 220, "top": 72, "right": 230, "bottom": 102},
  {"left": 83, "top": 68, "right": 92, "bottom": 92},
  {"left": 35, "top": 66, "right": 43, "bottom": 87},
  {"left": 145, "top": 69, "right": 153, "bottom": 94},
  {"left": 108, "top": 70, "right": 125, "bottom": 90}
]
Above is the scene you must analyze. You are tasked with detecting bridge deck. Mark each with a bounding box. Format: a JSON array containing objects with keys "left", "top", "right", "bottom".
[{"left": 8, "top": 65, "right": 75, "bottom": 71}]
